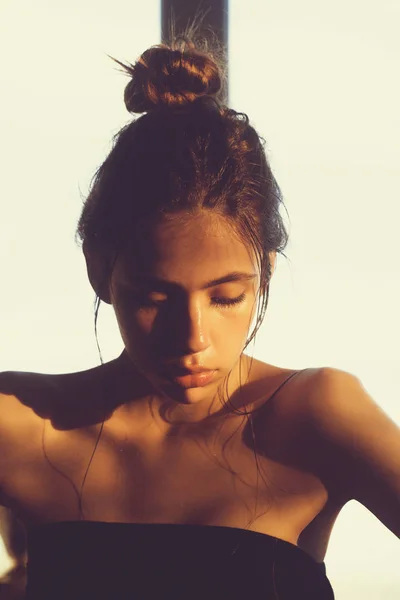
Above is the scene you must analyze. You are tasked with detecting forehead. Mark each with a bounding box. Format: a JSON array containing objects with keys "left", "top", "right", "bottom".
[{"left": 113, "top": 213, "right": 258, "bottom": 286}]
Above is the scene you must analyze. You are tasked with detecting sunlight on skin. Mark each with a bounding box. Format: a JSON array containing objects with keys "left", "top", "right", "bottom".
[{"left": 85, "top": 213, "right": 276, "bottom": 430}]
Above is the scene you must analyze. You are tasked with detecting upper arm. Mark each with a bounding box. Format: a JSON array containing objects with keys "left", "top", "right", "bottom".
[
  {"left": 306, "top": 367, "right": 400, "bottom": 539},
  {"left": 0, "top": 391, "right": 12, "bottom": 507},
  {"left": 0, "top": 373, "right": 23, "bottom": 508}
]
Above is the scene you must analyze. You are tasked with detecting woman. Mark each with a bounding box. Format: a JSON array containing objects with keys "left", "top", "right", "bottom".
[{"left": 1, "top": 23, "right": 399, "bottom": 600}]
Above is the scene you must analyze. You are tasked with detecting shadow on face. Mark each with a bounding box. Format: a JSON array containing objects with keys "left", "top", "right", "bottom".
[{"left": 106, "top": 213, "right": 268, "bottom": 405}]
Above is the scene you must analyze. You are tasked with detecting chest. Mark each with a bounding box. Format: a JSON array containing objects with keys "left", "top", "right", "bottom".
[
  {"left": 2, "top": 366, "right": 343, "bottom": 563},
  {"left": 7, "top": 406, "right": 327, "bottom": 544}
]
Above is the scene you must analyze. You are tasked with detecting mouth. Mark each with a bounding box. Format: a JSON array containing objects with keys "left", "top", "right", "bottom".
[{"left": 162, "top": 369, "right": 216, "bottom": 389}]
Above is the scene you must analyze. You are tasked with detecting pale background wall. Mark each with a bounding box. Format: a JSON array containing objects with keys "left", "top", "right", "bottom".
[{"left": 0, "top": 1, "right": 399, "bottom": 598}]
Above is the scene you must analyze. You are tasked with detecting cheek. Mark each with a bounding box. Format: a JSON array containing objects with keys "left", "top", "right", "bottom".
[
  {"left": 114, "top": 298, "right": 255, "bottom": 350},
  {"left": 115, "top": 308, "right": 153, "bottom": 342},
  {"left": 115, "top": 317, "right": 153, "bottom": 369}
]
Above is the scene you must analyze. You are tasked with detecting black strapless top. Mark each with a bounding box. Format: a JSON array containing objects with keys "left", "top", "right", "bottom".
[{"left": 25, "top": 521, "right": 335, "bottom": 599}]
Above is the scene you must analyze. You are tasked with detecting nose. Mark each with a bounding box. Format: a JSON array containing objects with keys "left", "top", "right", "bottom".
[{"left": 165, "top": 299, "right": 211, "bottom": 356}]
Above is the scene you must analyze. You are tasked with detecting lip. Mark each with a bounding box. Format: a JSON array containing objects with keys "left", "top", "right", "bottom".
[{"left": 166, "top": 370, "right": 216, "bottom": 389}]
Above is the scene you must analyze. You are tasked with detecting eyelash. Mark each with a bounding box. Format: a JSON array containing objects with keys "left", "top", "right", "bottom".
[
  {"left": 212, "top": 293, "right": 246, "bottom": 309},
  {"left": 131, "top": 293, "right": 246, "bottom": 310}
]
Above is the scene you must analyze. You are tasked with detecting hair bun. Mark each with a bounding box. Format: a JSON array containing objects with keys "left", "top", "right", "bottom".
[{"left": 109, "top": 41, "right": 223, "bottom": 114}]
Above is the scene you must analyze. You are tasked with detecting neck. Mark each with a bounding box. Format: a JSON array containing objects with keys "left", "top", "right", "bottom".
[{"left": 109, "top": 350, "right": 254, "bottom": 433}]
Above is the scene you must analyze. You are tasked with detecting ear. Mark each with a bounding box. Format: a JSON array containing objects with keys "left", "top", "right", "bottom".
[{"left": 83, "top": 240, "right": 112, "bottom": 305}]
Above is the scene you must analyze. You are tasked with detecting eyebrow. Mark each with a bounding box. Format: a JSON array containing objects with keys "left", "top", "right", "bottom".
[{"left": 135, "top": 271, "right": 257, "bottom": 291}]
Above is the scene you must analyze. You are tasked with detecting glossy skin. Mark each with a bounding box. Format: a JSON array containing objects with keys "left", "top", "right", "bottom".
[
  {"left": 1, "top": 214, "right": 398, "bottom": 582},
  {"left": 0, "top": 212, "right": 341, "bottom": 571},
  {"left": 84, "top": 212, "right": 276, "bottom": 429}
]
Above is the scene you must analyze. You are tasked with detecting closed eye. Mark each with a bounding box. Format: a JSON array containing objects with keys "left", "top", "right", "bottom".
[
  {"left": 128, "top": 293, "right": 246, "bottom": 310},
  {"left": 212, "top": 293, "right": 246, "bottom": 308}
]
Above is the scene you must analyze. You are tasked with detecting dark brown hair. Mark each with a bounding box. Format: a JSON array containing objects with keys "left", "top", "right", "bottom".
[
  {"left": 75, "top": 20, "right": 289, "bottom": 364},
  {"left": 75, "top": 20, "right": 291, "bottom": 563}
]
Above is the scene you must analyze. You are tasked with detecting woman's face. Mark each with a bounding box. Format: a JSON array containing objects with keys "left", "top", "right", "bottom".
[{"left": 108, "top": 214, "right": 270, "bottom": 408}]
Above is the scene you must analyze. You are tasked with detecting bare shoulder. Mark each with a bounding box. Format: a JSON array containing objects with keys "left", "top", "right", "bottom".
[
  {"left": 0, "top": 369, "right": 68, "bottom": 506},
  {"left": 261, "top": 363, "right": 348, "bottom": 418},
  {"left": 0, "top": 369, "right": 63, "bottom": 422},
  {"left": 0, "top": 369, "right": 38, "bottom": 429},
  {"left": 298, "top": 366, "right": 400, "bottom": 537},
  {"left": 283, "top": 365, "right": 370, "bottom": 504},
  {"left": 254, "top": 363, "right": 352, "bottom": 494},
  {"left": 251, "top": 358, "right": 325, "bottom": 419},
  {"left": 247, "top": 360, "right": 331, "bottom": 466},
  {"left": 270, "top": 364, "right": 349, "bottom": 441},
  {"left": 0, "top": 371, "right": 33, "bottom": 507},
  {"left": 0, "top": 363, "right": 107, "bottom": 428}
]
